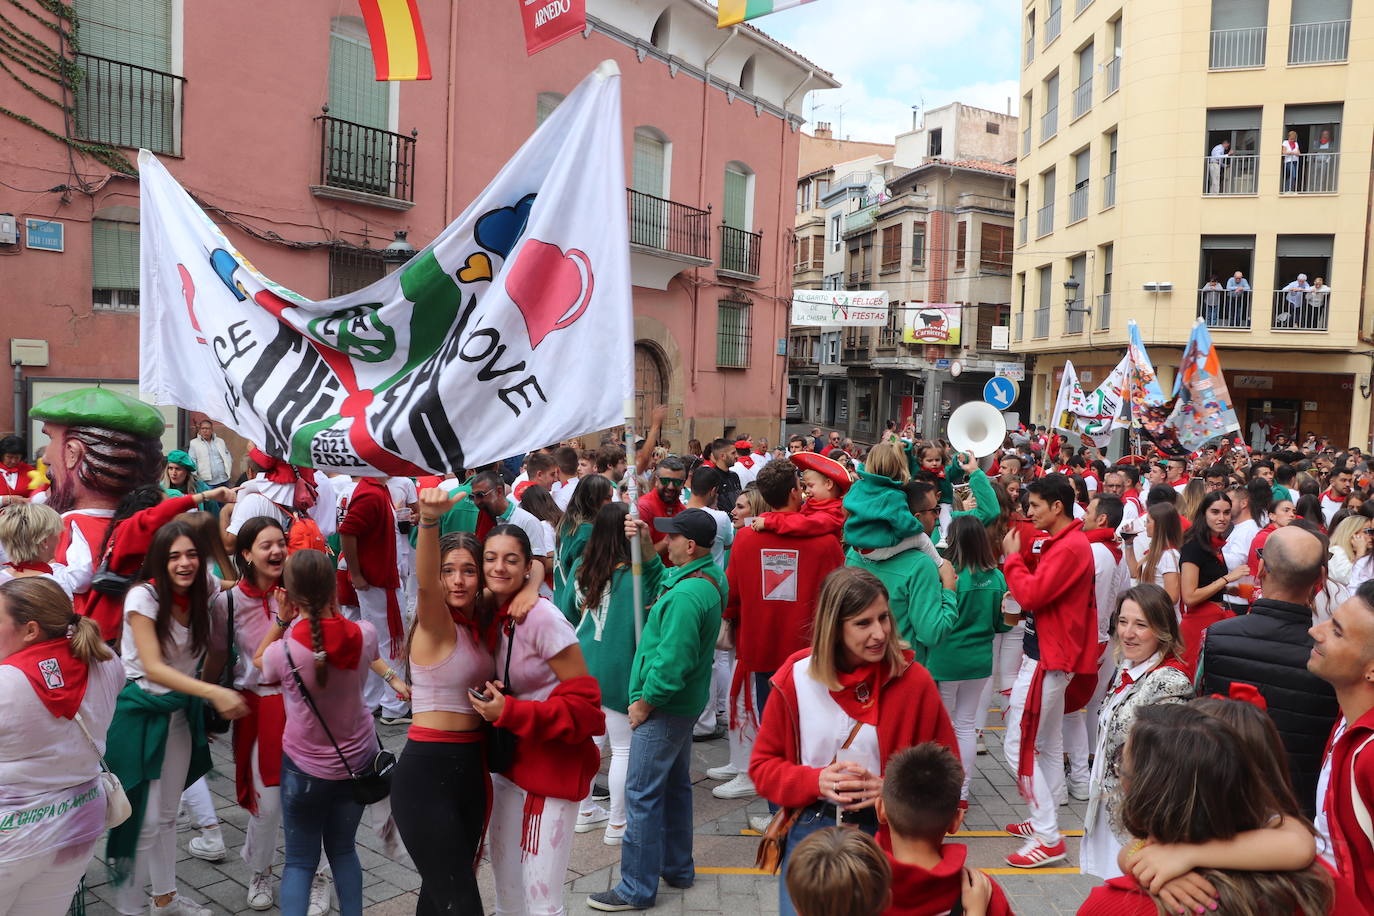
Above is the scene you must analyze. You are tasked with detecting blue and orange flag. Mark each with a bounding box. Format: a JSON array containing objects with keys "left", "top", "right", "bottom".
[
  {"left": 1166, "top": 319, "right": 1240, "bottom": 453},
  {"left": 358, "top": 0, "right": 431, "bottom": 80}
]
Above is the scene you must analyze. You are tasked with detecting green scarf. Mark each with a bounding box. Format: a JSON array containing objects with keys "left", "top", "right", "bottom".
[{"left": 105, "top": 680, "right": 211, "bottom": 881}]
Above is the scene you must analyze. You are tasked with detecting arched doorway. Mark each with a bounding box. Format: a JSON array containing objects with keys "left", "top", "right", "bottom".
[{"left": 634, "top": 343, "right": 668, "bottom": 427}]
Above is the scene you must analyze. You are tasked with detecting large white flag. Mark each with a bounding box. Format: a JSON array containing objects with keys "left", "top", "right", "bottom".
[
  {"left": 140, "top": 62, "right": 632, "bottom": 477},
  {"left": 1051, "top": 356, "right": 1129, "bottom": 449}
]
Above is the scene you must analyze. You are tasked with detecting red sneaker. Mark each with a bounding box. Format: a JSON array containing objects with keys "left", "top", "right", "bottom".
[
  {"left": 1005, "top": 821, "right": 1034, "bottom": 838},
  {"left": 1005, "top": 838, "right": 1067, "bottom": 868}
]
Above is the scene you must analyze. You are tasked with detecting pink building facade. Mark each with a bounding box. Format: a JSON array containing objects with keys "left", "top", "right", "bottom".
[{"left": 0, "top": 0, "right": 836, "bottom": 460}]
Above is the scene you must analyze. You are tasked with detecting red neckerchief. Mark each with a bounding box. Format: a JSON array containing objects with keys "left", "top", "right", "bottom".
[
  {"left": 1084, "top": 527, "right": 1122, "bottom": 563},
  {"left": 1113, "top": 654, "right": 1190, "bottom": 695},
  {"left": 450, "top": 606, "right": 485, "bottom": 644},
  {"left": 0, "top": 636, "right": 89, "bottom": 719},
  {"left": 7, "top": 561, "right": 53, "bottom": 574},
  {"left": 249, "top": 448, "right": 319, "bottom": 509},
  {"left": 290, "top": 615, "right": 363, "bottom": 670},
  {"left": 737, "top": 454, "right": 755, "bottom": 470},
  {"left": 1173, "top": 473, "right": 1190, "bottom": 487},
  {"left": 238, "top": 578, "right": 279, "bottom": 621},
  {"left": 1209, "top": 532, "right": 1228, "bottom": 563},
  {"left": 830, "top": 663, "right": 882, "bottom": 726}
]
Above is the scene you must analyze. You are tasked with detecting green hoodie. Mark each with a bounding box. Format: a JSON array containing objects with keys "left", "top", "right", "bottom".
[
  {"left": 553, "top": 522, "right": 593, "bottom": 622},
  {"left": 903, "top": 443, "right": 964, "bottom": 505},
  {"left": 949, "top": 469, "right": 1001, "bottom": 526},
  {"left": 844, "top": 469, "right": 921, "bottom": 550},
  {"left": 569, "top": 553, "right": 664, "bottom": 713},
  {"left": 845, "top": 546, "right": 957, "bottom": 665},
  {"left": 924, "top": 565, "right": 1011, "bottom": 681},
  {"left": 628, "top": 555, "right": 726, "bottom": 717}
]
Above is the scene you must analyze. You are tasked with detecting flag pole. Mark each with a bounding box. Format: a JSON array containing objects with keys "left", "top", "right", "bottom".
[{"left": 623, "top": 397, "right": 646, "bottom": 645}]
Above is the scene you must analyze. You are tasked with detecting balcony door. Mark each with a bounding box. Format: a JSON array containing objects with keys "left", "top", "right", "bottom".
[
  {"left": 327, "top": 18, "right": 394, "bottom": 195},
  {"left": 630, "top": 128, "right": 670, "bottom": 249},
  {"left": 73, "top": 0, "right": 177, "bottom": 153}
]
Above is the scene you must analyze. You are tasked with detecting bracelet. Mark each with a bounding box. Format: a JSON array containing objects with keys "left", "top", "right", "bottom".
[
  {"left": 383, "top": 667, "right": 400, "bottom": 681},
  {"left": 418, "top": 520, "right": 439, "bottom": 529},
  {"left": 274, "top": 616, "right": 290, "bottom": 629}
]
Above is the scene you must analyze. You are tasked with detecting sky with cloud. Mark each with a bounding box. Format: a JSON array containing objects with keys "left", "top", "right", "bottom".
[{"left": 760, "top": 0, "right": 1022, "bottom": 143}]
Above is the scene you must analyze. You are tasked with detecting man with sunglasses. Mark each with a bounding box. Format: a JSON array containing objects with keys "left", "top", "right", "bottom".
[{"left": 637, "top": 456, "right": 687, "bottom": 562}]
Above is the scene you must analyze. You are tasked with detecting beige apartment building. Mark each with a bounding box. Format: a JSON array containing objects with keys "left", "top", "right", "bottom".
[{"left": 1013, "top": 0, "right": 1374, "bottom": 447}]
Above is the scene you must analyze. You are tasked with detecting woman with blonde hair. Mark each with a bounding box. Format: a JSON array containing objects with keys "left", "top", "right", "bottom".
[
  {"left": 1123, "top": 503, "right": 1184, "bottom": 605},
  {"left": 1325, "top": 515, "right": 1365, "bottom": 587},
  {"left": 0, "top": 502, "right": 74, "bottom": 594},
  {"left": 1176, "top": 478, "right": 1207, "bottom": 522},
  {"left": 750, "top": 567, "right": 956, "bottom": 916}
]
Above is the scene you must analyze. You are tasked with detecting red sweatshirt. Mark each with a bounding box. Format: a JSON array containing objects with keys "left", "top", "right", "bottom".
[
  {"left": 0, "top": 463, "right": 35, "bottom": 499},
  {"left": 1078, "top": 864, "right": 1366, "bottom": 916},
  {"left": 83, "top": 495, "right": 196, "bottom": 641},
  {"left": 878, "top": 839, "right": 1013, "bottom": 916},
  {"left": 1002, "top": 519, "right": 1097, "bottom": 674},
  {"left": 749, "top": 649, "right": 956, "bottom": 809},
  {"left": 1324, "top": 707, "right": 1374, "bottom": 903},
  {"left": 337, "top": 479, "right": 398, "bottom": 593},
  {"left": 757, "top": 498, "right": 844, "bottom": 542},
  {"left": 494, "top": 674, "right": 603, "bottom": 801},
  {"left": 725, "top": 528, "right": 844, "bottom": 674}
]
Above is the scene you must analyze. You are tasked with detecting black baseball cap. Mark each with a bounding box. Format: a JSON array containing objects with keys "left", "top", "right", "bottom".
[{"left": 652, "top": 508, "right": 716, "bottom": 548}]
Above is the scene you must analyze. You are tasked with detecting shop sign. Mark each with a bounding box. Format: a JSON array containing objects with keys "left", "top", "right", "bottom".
[{"left": 1235, "top": 375, "right": 1273, "bottom": 390}]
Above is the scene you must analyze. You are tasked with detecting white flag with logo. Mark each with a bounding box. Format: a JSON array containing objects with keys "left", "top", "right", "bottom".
[{"left": 139, "top": 62, "right": 632, "bottom": 477}]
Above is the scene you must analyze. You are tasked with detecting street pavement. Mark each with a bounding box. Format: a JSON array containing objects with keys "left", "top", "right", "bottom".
[{"left": 77, "top": 709, "right": 1100, "bottom": 915}]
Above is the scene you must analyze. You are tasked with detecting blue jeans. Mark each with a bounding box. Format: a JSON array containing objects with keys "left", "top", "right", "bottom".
[
  {"left": 777, "top": 807, "right": 878, "bottom": 916},
  {"left": 280, "top": 755, "right": 366, "bottom": 916},
  {"left": 612, "top": 711, "right": 697, "bottom": 906}
]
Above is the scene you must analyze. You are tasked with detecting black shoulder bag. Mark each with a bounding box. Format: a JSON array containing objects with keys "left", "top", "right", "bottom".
[
  {"left": 486, "top": 620, "right": 519, "bottom": 775},
  {"left": 283, "top": 638, "right": 396, "bottom": 805},
  {"left": 203, "top": 591, "right": 237, "bottom": 735}
]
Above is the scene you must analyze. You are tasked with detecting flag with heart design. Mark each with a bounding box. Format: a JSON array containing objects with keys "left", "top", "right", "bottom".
[{"left": 139, "top": 62, "right": 632, "bottom": 477}]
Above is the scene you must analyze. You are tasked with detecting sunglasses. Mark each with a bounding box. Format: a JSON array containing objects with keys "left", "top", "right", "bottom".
[{"left": 657, "top": 477, "right": 685, "bottom": 487}]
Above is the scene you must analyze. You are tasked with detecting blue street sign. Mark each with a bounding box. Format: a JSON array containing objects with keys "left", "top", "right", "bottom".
[
  {"left": 24, "top": 218, "right": 63, "bottom": 252},
  {"left": 983, "top": 376, "right": 1019, "bottom": 410}
]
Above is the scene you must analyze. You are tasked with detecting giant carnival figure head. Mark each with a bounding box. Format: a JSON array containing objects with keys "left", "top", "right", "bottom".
[{"left": 30, "top": 388, "right": 165, "bottom": 514}]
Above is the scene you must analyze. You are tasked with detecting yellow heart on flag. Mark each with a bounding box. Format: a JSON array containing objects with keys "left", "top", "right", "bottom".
[{"left": 458, "top": 252, "right": 492, "bottom": 283}]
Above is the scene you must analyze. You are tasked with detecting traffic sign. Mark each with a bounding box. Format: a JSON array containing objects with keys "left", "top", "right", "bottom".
[{"left": 983, "top": 376, "right": 1019, "bottom": 410}]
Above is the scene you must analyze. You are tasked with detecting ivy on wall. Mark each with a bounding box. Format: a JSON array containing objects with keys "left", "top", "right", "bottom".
[{"left": 0, "top": 0, "right": 135, "bottom": 176}]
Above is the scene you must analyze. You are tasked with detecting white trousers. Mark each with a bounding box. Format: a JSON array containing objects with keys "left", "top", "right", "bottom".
[
  {"left": 602, "top": 709, "right": 632, "bottom": 828},
  {"left": 1002, "top": 658, "right": 1070, "bottom": 844},
  {"left": 1063, "top": 645, "right": 1113, "bottom": 787},
  {"left": 0, "top": 838, "right": 100, "bottom": 916},
  {"left": 937, "top": 677, "right": 991, "bottom": 800},
  {"left": 727, "top": 673, "right": 763, "bottom": 773},
  {"left": 489, "top": 774, "right": 578, "bottom": 916},
  {"left": 179, "top": 776, "right": 217, "bottom": 828},
  {"left": 242, "top": 737, "right": 282, "bottom": 875},
  {"left": 693, "top": 650, "right": 732, "bottom": 735},
  {"left": 345, "top": 586, "right": 407, "bottom": 717},
  {"left": 117, "top": 711, "right": 193, "bottom": 914}
]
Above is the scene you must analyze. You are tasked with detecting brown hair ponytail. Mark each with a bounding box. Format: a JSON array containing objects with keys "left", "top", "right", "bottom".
[
  {"left": 282, "top": 550, "right": 336, "bottom": 686},
  {"left": 0, "top": 577, "right": 114, "bottom": 665}
]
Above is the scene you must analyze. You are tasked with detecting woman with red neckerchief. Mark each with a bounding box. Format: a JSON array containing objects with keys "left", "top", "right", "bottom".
[
  {"left": 0, "top": 502, "right": 79, "bottom": 595},
  {"left": 469, "top": 524, "right": 603, "bottom": 916},
  {"left": 1178, "top": 491, "right": 1250, "bottom": 671},
  {"left": 0, "top": 577, "right": 124, "bottom": 911}
]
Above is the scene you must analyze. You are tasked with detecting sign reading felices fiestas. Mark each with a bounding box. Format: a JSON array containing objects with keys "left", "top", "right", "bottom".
[{"left": 790, "top": 290, "right": 889, "bottom": 327}]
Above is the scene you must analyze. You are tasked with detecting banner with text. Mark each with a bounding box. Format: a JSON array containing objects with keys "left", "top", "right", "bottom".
[
  {"left": 139, "top": 63, "right": 632, "bottom": 477},
  {"left": 521, "top": 0, "right": 585, "bottom": 55},
  {"left": 902, "top": 303, "right": 961, "bottom": 346},
  {"left": 791, "top": 290, "right": 889, "bottom": 326}
]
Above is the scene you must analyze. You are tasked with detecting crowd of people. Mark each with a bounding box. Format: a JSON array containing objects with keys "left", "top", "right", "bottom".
[{"left": 1, "top": 405, "right": 1373, "bottom": 916}]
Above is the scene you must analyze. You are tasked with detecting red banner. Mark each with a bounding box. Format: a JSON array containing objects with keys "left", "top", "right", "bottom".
[{"left": 520, "top": 0, "right": 586, "bottom": 56}]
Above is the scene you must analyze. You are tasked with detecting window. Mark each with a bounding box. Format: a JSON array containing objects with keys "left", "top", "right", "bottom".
[
  {"left": 980, "top": 223, "right": 1014, "bottom": 274},
  {"left": 911, "top": 221, "right": 926, "bottom": 266},
  {"left": 1046, "top": 0, "right": 1062, "bottom": 44},
  {"left": 1205, "top": 107, "right": 1262, "bottom": 194},
  {"left": 322, "top": 17, "right": 407, "bottom": 198},
  {"left": 329, "top": 246, "right": 385, "bottom": 297},
  {"left": 1036, "top": 264, "right": 1053, "bottom": 338},
  {"left": 797, "top": 182, "right": 812, "bottom": 213},
  {"left": 1282, "top": 102, "right": 1342, "bottom": 194},
  {"left": 1025, "top": 10, "right": 1036, "bottom": 65},
  {"left": 723, "top": 164, "right": 753, "bottom": 229},
  {"left": 1038, "top": 168, "right": 1056, "bottom": 236},
  {"left": 1098, "top": 243, "right": 1114, "bottom": 329},
  {"left": 1074, "top": 41, "right": 1094, "bottom": 118},
  {"left": 821, "top": 331, "right": 841, "bottom": 363},
  {"left": 632, "top": 128, "right": 670, "bottom": 198},
  {"left": 1210, "top": 0, "right": 1269, "bottom": 69},
  {"left": 986, "top": 121, "right": 1000, "bottom": 134},
  {"left": 1289, "top": 0, "right": 1350, "bottom": 65},
  {"left": 536, "top": 92, "right": 564, "bottom": 125},
  {"left": 716, "top": 300, "right": 751, "bottom": 368},
  {"left": 955, "top": 221, "right": 967, "bottom": 270},
  {"left": 811, "top": 235, "right": 824, "bottom": 269},
  {"left": 650, "top": 9, "right": 671, "bottom": 51},
  {"left": 91, "top": 215, "right": 140, "bottom": 312},
  {"left": 739, "top": 55, "right": 757, "bottom": 93},
  {"left": 1042, "top": 71, "right": 1060, "bottom": 140},
  {"left": 830, "top": 213, "right": 843, "bottom": 251},
  {"left": 977, "top": 304, "right": 1012, "bottom": 349},
  {"left": 928, "top": 128, "right": 943, "bottom": 157},
  {"left": 881, "top": 225, "right": 902, "bottom": 271},
  {"left": 824, "top": 273, "right": 843, "bottom": 290},
  {"left": 796, "top": 236, "right": 811, "bottom": 272},
  {"left": 635, "top": 344, "right": 668, "bottom": 426},
  {"left": 73, "top": 0, "right": 181, "bottom": 155}
]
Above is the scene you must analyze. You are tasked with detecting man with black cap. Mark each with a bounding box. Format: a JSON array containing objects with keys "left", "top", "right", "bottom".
[{"left": 590, "top": 509, "right": 726, "bottom": 912}]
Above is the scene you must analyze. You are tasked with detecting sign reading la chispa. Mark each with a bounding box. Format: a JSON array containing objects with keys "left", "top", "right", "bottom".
[
  {"left": 139, "top": 63, "right": 632, "bottom": 478},
  {"left": 791, "top": 290, "right": 889, "bottom": 326},
  {"left": 521, "top": 0, "right": 585, "bottom": 55}
]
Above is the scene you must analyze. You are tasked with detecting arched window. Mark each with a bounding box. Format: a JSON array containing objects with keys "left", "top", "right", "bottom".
[
  {"left": 634, "top": 343, "right": 669, "bottom": 425},
  {"left": 536, "top": 91, "right": 564, "bottom": 125},
  {"left": 723, "top": 161, "right": 755, "bottom": 230},
  {"left": 650, "top": 9, "right": 671, "bottom": 52},
  {"left": 739, "top": 55, "right": 757, "bottom": 94},
  {"left": 632, "top": 127, "right": 671, "bottom": 197}
]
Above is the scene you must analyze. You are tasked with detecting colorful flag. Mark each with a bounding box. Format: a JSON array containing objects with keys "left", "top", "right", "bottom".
[
  {"left": 718, "top": 0, "right": 818, "bottom": 27},
  {"left": 1124, "top": 319, "right": 1187, "bottom": 456},
  {"left": 1051, "top": 357, "right": 1130, "bottom": 449},
  {"left": 358, "top": 0, "right": 431, "bottom": 80},
  {"left": 1165, "top": 319, "right": 1241, "bottom": 453},
  {"left": 521, "top": 0, "right": 586, "bottom": 55},
  {"left": 139, "top": 62, "right": 632, "bottom": 477}
]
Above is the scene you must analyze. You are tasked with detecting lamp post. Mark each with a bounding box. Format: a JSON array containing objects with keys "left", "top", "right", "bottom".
[
  {"left": 381, "top": 230, "right": 417, "bottom": 274},
  {"left": 1063, "top": 276, "right": 1089, "bottom": 315}
]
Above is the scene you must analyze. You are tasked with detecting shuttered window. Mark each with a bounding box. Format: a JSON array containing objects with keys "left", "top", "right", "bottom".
[
  {"left": 955, "top": 221, "right": 968, "bottom": 270},
  {"left": 980, "top": 223, "right": 1015, "bottom": 274},
  {"left": 977, "top": 304, "right": 1012, "bottom": 349},
  {"left": 75, "top": 0, "right": 170, "bottom": 68},
  {"left": 329, "top": 21, "right": 389, "bottom": 129},
  {"left": 796, "top": 236, "right": 811, "bottom": 270},
  {"left": 881, "top": 225, "right": 902, "bottom": 270},
  {"left": 73, "top": 0, "right": 177, "bottom": 153},
  {"left": 92, "top": 218, "right": 140, "bottom": 312},
  {"left": 811, "top": 235, "right": 825, "bottom": 268},
  {"left": 716, "top": 301, "right": 751, "bottom": 368},
  {"left": 633, "top": 131, "right": 667, "bottom": 197},
  {"left": 724, "top": 168, "right": 749, "bottom": 229},
  {"left": 912, "top": 222, "right": 927, "bottom": 266}
]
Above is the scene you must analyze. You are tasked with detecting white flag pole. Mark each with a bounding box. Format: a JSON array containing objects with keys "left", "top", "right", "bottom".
[{"left": 622, "top": 397, "right": 646, "bottom": 645}]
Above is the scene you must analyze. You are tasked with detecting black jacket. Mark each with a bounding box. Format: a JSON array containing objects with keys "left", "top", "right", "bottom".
[{"left": 1199, "top": 598, "right": 1339, "bottom": 819}]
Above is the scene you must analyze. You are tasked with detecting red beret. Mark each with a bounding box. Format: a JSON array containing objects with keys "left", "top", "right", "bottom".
[
  {"left": 790, "top": 451, "right": 851, "bottom": 494},
  {"left": 733, "top": 439, "right": 752, "bottom": 451}
]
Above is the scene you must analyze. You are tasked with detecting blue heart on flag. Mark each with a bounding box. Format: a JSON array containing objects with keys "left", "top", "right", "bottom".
[{"left": 475, "top": 193, "right": 537, "bottom": 259}]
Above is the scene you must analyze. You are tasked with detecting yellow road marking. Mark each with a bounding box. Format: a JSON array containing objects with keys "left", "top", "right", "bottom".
[
  {"left": 698, "top": 866, "right": 771, "bottom": 875},
  {"left": 953, "top": 829, "right": 1084, "bottom": 837}
]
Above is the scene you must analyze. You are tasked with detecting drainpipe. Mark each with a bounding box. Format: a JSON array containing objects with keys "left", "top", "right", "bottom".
[
  {"left": 12, "top": 362, "right": 22, "bottom": 438},
  {"left": 692, "top": 27, "right": 738, "bottom": 395}
]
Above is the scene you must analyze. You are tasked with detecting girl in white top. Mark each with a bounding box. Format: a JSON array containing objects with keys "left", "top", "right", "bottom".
[
  {"left": 113, "top": 521, "right": 247, "bottom": 916},
  {"left": 0, "top": 502, "right": 80, "bottom": 597},
  {"left": 0, "top": 577, "right": 124, "bottom": 915},
  {"left": 1123, "top": 503, "right": 1183, "bottom": 606}
]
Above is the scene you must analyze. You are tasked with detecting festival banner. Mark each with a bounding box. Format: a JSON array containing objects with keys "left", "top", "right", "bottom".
[
  {"left": 520, "top": 0, "right": 586, "bottom": 56},
  {"left": 357, "top": 0, "right": 431, "bottom": 80},
  {"left": 1051, "top": 356, "right": 1130, "bottom": 449},
  {"left": 1166, "top": 319, "right": 1241, "bottom": 453},
  {"left": 140, "top": 62, "right": 632, "bottom": 477},
  {"left": 901, "top": 303, "right": 961, "bottom": 346},
  {"left": 718, "top": 0, "right": 818, "bottom": 27},
  {"left": 790, "top": 289, "right": 888, "bottom": 326},
  {"left": 1124, "top": 319, "right": 1187, "bottom": 456}
]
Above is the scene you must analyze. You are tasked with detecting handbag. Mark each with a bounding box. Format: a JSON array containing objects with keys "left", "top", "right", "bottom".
[
  {"left": 754, "top": 719, "right": 865, "bottom": 874},
  {"left": 89, "top": 533, "right": 137, "bottom": 598},
  {"left": 203, "top": 591, "right": 237, "bottom": 735},
  {"left": 486, "top": 620, "right": 519, "bottom": 775},
  {"left": 284, "top": 639, "right": 396, "bottom": 805},
  {"left": 74, "top": 711, "right": 131, "bottom": 829}
]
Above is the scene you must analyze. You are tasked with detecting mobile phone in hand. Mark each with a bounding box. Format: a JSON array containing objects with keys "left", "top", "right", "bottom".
[{"left": 468, "top": 686, "right": 491, "bottom": 702}]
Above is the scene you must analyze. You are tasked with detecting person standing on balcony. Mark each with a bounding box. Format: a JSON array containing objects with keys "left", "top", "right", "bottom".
[
  {"left": 1311, "top": 129, "right": 1335, "bottom": 192},
  {"left": 1200, "top": 276, "right": 1224, "bottom": 326},
  {"left": 1307, "top": 276, "right": 1331, "bottom": 324},
  {"left": 1278, "top": 274, "right": 1312, "bottom": 327},
  {"left": 1225, "top": 270, "right": 1252, "bottom": 325},
  {"left": 1207, "top": 139, "right": 1230, "bottom": 194},
  {"left": 1281, "top": 131, "right": 1302, "bottom": 192}
]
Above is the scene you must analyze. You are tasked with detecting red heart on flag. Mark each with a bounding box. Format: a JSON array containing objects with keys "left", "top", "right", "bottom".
[{"left": 504, "top": 240, "right": 595, "bottom": 348}]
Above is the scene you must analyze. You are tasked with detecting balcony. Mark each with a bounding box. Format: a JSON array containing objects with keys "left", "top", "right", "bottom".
[
  {"left": 1210, "top": 27, "right": 1266, "bottom": 69},
  {"left": 1202, "top": 153, "right": 1259, "bottom": 196},
  {"left": 1076, "top": 0, "right": 1093, "bottom": 14},
  {"left": 1105, "top": 57, "right": 1120, "bottom": 97},
  {"left": 1018, "top": 216, "right": 1028, "bottom": 246},
  {"left": 1041, "top": 108, "right": 1058, "bottom": 142},
  {"left": 843, "top": 203, "right": 878, "bottom": 236},
  {"left": 842, "top": 346, "right": 870, "bottom": 365},
  {"left": 1044, "top": 8, "right": 1061, "bottom": 45},
  {"left": 1066, "top": 302, "right": 1085, "bottom": 334},
  {"left": 1279, "top": 152, "right": 1340, "bottom": 195},
  {"left": 1289, "top": 20, "right": 1349, "bottom": 65},
  {"left": 74, "top": 53, "right": 184, "bottom": 156},
  {"left": 1014, "top": 311, "right": 1024, "bottom": 342},
  {"left": 1096, "top": 293, "right": 1111, "bottom": 330},
  {"left": 1036, "top": 203, "right": 1054, "bottom": 238},
  {"left": 1024, "top": 36, "right": 1035, "bottom": 67},
  {"left": 315, "top": 115, "right": 416, "bottom": 205},
  {"left": 718, "top": 225, "right": 762, "bottom": 281},
  {"left": 1102, "top": 171, "right": 1116, "bottom": 209},
  {"left": 1022, "top": 126, "right": 1031, "bottom": 157},
  {"left": 1197, "top": 288, "right": 1251, "bottom": 330},
  {"left": 1072, "top": 79, "right": 1093, "bottom": 120},
  {"left": 1068, "top": 185, "right": 1089, "bottom": 225},
  {"left": 1272, "top": 289, "right": 1330, "bottom": 332},
  {"left": 1033, "top": 307, "right": 1051, "bottom": 338},
  {"left": 628, "top": 189, "right": 711, "bottom": 259}
]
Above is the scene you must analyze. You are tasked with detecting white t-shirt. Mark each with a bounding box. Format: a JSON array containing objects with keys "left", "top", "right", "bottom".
[
  {"left": 698, "top": 506, "right": 734, "bottom": 568},
  {"left": 501, "top": 504, "right": 552, "bottom": 561},
  {"left": 552, "top": 477, "right": 579, "bottom": 511},
  {"left": 497, "top": 598, "right": 579, "bottom": 703},
  {"left": 229, "top": 475, "right": 338, "bottom": 538},
  {"left": 121, "top": 584, "right": 226, "bottom": 695}
]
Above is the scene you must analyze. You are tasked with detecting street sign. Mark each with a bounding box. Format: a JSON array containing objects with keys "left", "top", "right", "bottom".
[
  {"left": 983, "top": 376, "right": 1019, "bottom": 410},
  {"left": 994, "top": 361, "right": 1025, "bottom": 381},
  {"left": 24, "top": 218, "right": 63, "bottom": 252}
]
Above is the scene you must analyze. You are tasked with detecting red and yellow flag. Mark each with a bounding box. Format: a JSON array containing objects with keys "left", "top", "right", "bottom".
[{"left": 357, "top": 0, "right": 431, "bottom": 81}]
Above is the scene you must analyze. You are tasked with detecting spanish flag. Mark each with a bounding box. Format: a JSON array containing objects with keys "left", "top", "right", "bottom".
[
  {"left": 357, "top": 0, "right": 431, "bottom": 80},
  {"left": 718, "top": 0, "right": 818, "bottom": 28}
]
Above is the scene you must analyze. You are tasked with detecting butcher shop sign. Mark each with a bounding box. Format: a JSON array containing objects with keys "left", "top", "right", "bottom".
[
  {"left": 791, "top": 290, "right": 889, "bottom": 327},
  {"left": 902, "top": 303, "right": 962, "bottom": 346}
]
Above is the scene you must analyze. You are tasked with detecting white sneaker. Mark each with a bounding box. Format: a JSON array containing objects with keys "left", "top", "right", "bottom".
[
  {"left": 705, "top": 763, "right": 740, "bottom": 782},
  {"left": 246, "top": 872, "right": 274, "bottom": 911},
  {"left": 1067, "top": 780, "right": 1090, "bottom": 801},
  {"left": 603, "top": 822, "right": 626, "bottom": 846},
  {"left": 575, "top": 803, "right": 610, "bottom": 833},
  {"left": 307, "top": 871, "right": 333, "bottom": 916},
  {"left": 187, "top": 826, "right": 225, "bottom": 862},
  {"left": 712, "top": 774, "right": 757, "bottom": 799},
  {"left": 748, "top": 814, "right": 774, "bottom": 833},
  {"left": 149, "top": 896, "right": 212, "bottom": 916}
]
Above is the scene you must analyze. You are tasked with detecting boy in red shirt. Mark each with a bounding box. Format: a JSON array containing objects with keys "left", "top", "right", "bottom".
[
  {"left": 877, "top": 743, "right": 1012, "bottom": 916},
  {"left": 338, "top": 475, "right": 407, "bottom": 724},
  {"left": 751, "top": 452, "right": 849, "bottom": 542}
]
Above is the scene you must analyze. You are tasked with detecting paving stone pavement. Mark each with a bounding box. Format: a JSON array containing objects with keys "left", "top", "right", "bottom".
[{"left": 76, "top": 714, "right": 1100, "bottom": 915}]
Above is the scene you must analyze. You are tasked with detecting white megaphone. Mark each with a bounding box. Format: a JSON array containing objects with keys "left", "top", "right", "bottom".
[{"left": 947, "top": 401, "right": 1008, "bottom": 459}]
